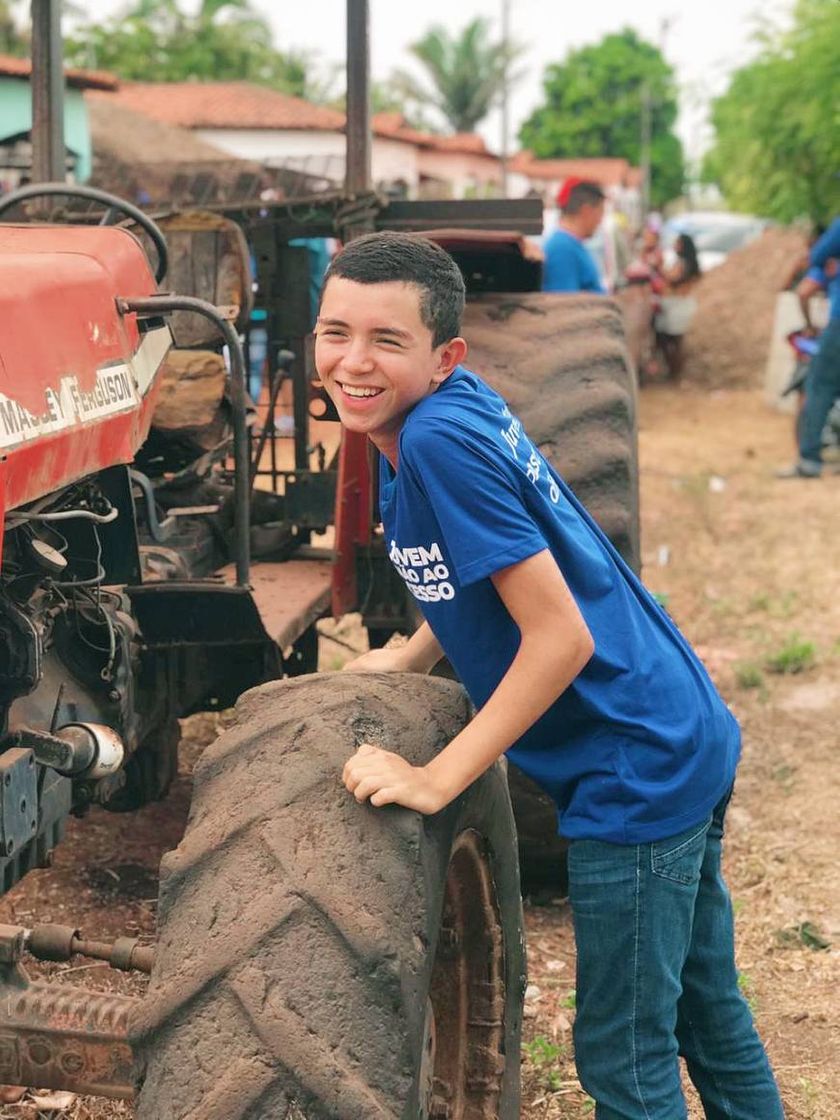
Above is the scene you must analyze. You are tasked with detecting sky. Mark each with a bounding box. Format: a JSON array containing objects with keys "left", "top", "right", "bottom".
[{"left": 68, "top": 0, "right": 794, "bottom": 166}]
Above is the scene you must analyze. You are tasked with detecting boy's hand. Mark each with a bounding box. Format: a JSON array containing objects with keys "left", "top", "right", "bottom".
[
  {"left": 342, "top": 648, "right": 407, "bottom": 673},
  {"left": 342, "top": 743, "right": 449, "bottom": 814}
]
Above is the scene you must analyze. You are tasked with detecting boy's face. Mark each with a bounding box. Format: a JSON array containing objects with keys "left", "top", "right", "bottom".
[{"left": 315, "top": 276, "right": 466, "bottom": 460}]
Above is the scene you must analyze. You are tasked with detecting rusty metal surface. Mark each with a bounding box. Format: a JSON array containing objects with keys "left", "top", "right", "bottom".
[
  {"left": 25, "top": 924, "right": 155, "bottom": 974},
  {"left": 345, "top": 0, "right": 372, "bottom": 200},
  {"left": 119, "top": 293, "right": 251, "bottom": 587},
  {"left": 218, "top": 557, "right": 333, "bottom": 651},
  {"left": 30, "top": 0, "right": 65, "bottom": 184},
  {"left": 0, "top": 962, "right": 138, "bottom": 1099}
]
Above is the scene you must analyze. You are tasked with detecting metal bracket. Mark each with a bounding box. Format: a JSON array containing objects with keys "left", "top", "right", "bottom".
[{"left": 0, "top": 748, "right": 38, "bottom": 858}]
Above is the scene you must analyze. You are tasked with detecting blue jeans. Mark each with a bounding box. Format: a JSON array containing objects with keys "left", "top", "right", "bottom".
[
  {"left": 798, "top": 316, "right": 840, "bottom": 467},
  {"left": 567, "top": 790, "right": 784, "bottom": 1119}
]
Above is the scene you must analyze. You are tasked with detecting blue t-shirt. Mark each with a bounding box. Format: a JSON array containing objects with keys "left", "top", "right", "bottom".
[
  {"left": 810, "top": 218, "right": 840, "bottom": 321},
  {"left": 542, "top": 228, "right": 605, "bottom": 293},
  {"left": 379, "top": 367, "right": 740, "bottom": 844}
]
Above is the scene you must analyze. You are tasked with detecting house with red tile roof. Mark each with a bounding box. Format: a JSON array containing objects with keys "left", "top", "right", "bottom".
[
  {"left": 371, "top": 113, "right": 503, "bottom": 199},
  {"left": 0, "top": 53, "right": 118, "bottom": 187},
  {"left": 89, "top": 83, "right": 507, "bottom": 201},
  {"left": 89, "top": 82, "right": 423, "bottom": 196}
]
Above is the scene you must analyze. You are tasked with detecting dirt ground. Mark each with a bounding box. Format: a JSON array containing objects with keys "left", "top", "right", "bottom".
[{"left": 0, "top": 385, "right": 837, "bottom": 1118}]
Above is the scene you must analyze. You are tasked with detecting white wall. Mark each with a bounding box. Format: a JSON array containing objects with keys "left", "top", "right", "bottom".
[
  {"left": 196, "top": 127, "right": 346, "bottom": 182},
  {"left": 417, "top": 148, "right": 502, "bottom": 199},
  {"left": 371, "top": 136, "right": 418, "bottom": 195},
  {"left": 195, "top": 127, "right": 419, "bottom": 194}
]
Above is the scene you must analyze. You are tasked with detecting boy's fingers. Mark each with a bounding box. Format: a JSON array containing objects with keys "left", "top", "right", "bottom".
[
  {"left": 355, "top": 742, "right": 379, "bottom": 757},
  {"left": 352, "top": 775, "right": 384, "bottom": 803},
  {"left": 370, "top": 788, "right": 397, "bottom": 807}
]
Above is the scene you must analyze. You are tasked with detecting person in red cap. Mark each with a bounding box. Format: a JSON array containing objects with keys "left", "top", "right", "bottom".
[{"left": 542, "top": 178, "right": 607, "bottom": 293}]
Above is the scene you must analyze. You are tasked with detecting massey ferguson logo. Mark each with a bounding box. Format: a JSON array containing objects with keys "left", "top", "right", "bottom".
[{"left": 0, "top": 325, "right": 170, "bottom": 451}]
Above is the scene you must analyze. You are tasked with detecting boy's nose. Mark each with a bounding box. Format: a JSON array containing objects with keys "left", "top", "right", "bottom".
[{"left": 342, "top": 343, "right": 375, "bottom": 375}]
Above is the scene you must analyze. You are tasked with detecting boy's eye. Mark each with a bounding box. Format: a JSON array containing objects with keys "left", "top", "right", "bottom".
[{"left": 376, "top": 337, "right": 403, "bottom": 348}]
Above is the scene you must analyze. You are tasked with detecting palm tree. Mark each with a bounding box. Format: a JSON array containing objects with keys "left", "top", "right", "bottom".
[{"left": 394, "top": 17, "right": 524, "bottom": 134}]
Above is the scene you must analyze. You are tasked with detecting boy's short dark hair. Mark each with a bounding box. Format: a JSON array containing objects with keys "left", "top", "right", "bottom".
[
  {"left": 322, "top": 231, "right": 465, "bottom": 347},
  {"left": 564, "top": 181, "right": 606, "bottom": 215}
]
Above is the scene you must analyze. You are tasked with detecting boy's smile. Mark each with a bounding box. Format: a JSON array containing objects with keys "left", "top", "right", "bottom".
[{"left": 315, "top": 276, "right": 466, "bottom": 465}]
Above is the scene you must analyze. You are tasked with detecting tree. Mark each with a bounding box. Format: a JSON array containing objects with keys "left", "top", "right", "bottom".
[
  {"left": 64, "top": 0, "right": 313, "bottom": 97},
  {"left": 0, "top": 0, "right": 27, "bottom": 56},
  {"left": 393, "top": 17, "right": 524, "bottom": 134},
  {"left": 702, "top": 0, "right": 839, "bottom": 224},
  {"left": 519, "top": 29, "right": 685, "bottom": 209}
]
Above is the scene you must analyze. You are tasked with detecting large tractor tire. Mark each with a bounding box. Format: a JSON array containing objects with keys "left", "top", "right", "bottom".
[
  {"left": 463, "top": 292, "right": 640, "bottom": 892},
  {"left": 132, "top": 673, "right": 526, "bottom": 1120}
]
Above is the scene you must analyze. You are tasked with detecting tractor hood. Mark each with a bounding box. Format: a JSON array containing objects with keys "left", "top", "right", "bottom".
[{"left": 0, "top": 224, "right": 171, "bottom": 512}]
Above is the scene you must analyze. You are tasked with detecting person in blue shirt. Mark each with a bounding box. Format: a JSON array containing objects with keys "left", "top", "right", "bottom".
[
  {"left": 542, "top": 178, "right": 606, "bottom": 294},
  {"left": 318, "top": 232, "right": 784, "bottom": 1119},
  {"left": 778, "top": 216, "right": 840, "bottom": 478}
]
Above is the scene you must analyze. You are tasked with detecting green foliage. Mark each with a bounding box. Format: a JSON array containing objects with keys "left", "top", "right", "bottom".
[
  {"left": 703, "top": 0, "right": 840, "bottom": 223},
  {"left": 737, "top": 970, "right": 758, "bottom": 1012},
  {"left": 0, "top": 0, "right": 27, "bottom": 55},
  {"left": 734, "top": 662, "right": 765, "bottom": 691},
  {"left": 522, "top": 1035, "right": 565, "bottom": 1092},
  {"left": 392, "top": 17, "right": 524, "bottom": 134},
  {"left": 519, "top": 28, "right": 685, "bottom": 207},
  {"left": 775, "top": 921, "right": 831, "bottom": 951},
  {"left": 765, "top": 634, "right": 816, "bottom": 675},
  {"left": 64, "top": 0, "right": 314, "bottom": 97}
]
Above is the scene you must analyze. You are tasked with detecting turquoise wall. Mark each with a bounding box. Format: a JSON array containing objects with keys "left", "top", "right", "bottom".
[{"left": 0, "top": 77, "right": 92, "bottom": 181}]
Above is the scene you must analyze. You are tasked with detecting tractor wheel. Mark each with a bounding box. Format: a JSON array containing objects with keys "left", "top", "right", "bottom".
[
  {"left": 132, "top": 672, "right": 526, "bottom": 1120},
  {"left": 463, "top": 292, "right": 640, "bottom": 892},
  {"left": 463, "top": 291, "right": 640, "bottom": 571}
]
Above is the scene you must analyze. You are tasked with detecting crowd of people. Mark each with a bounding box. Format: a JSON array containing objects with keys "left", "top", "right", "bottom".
[
  {"left": 540, "top": 177, "right": 838, "bottom": 464},
  {"left": 540, "top": 177, "right": 702, "bottom": 379}
]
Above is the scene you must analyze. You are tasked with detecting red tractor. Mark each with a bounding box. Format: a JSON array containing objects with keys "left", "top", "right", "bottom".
[
  {"left": 0, "top": 178, "right": 638, "bottom": 1117},
  {"left": 0, "top": 11, "right": 641, "bottom": 1120}
]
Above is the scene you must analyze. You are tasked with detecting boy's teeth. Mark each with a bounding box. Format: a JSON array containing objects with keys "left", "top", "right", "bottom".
[{"left": 343, "top": 384, "right": 381, "bottom": 398}]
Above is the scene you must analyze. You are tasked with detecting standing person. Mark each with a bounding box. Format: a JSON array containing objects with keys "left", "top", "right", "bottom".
[
  {"left": 655, "top": 233, "right": 702, "bottom": 378},
  {"left": 320, "top": 231, "right": 785, "bottom": 1120},
  {"left": 542, "top": 178, "right": 607, "bottom": 293},
  {"left": 778, "top": 216, "right": 840, "bottom": 478}
]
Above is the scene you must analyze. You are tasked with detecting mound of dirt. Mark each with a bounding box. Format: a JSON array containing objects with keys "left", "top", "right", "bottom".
[{"left": 683, "top": 227, "right": 806, "bottom": 389}]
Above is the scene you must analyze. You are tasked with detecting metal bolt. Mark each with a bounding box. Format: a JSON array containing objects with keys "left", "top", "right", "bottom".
[{"left": 28, "top": 1040, "right": 51, "bottom": 1065}]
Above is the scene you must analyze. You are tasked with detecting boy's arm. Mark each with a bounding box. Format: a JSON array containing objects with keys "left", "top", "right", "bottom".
[
  {"left": 797, "top": 270, "right": 824, "bottom": 333},
  {"left": 342, "top": 550, "right": 594, "bottom": 814},
  {"left": 809, "top": 220, "right": 840, "bottom": 269},
  {"left": 342, "top": 620, "right": 444, "bottom": 674}
]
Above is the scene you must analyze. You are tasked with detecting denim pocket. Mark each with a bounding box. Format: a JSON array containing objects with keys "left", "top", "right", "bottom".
[{"left": 650, "top": 818, "right": 710, "bottom": 884}]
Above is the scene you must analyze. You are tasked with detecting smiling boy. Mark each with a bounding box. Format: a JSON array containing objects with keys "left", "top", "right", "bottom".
[{"left": 317, "top": 231, "right": 784, "bottom": 1119}]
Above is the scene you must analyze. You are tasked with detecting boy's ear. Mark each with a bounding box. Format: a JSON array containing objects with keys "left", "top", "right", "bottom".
[{"left": 432, "top": 336, "right": 468, "bottom": 384}]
